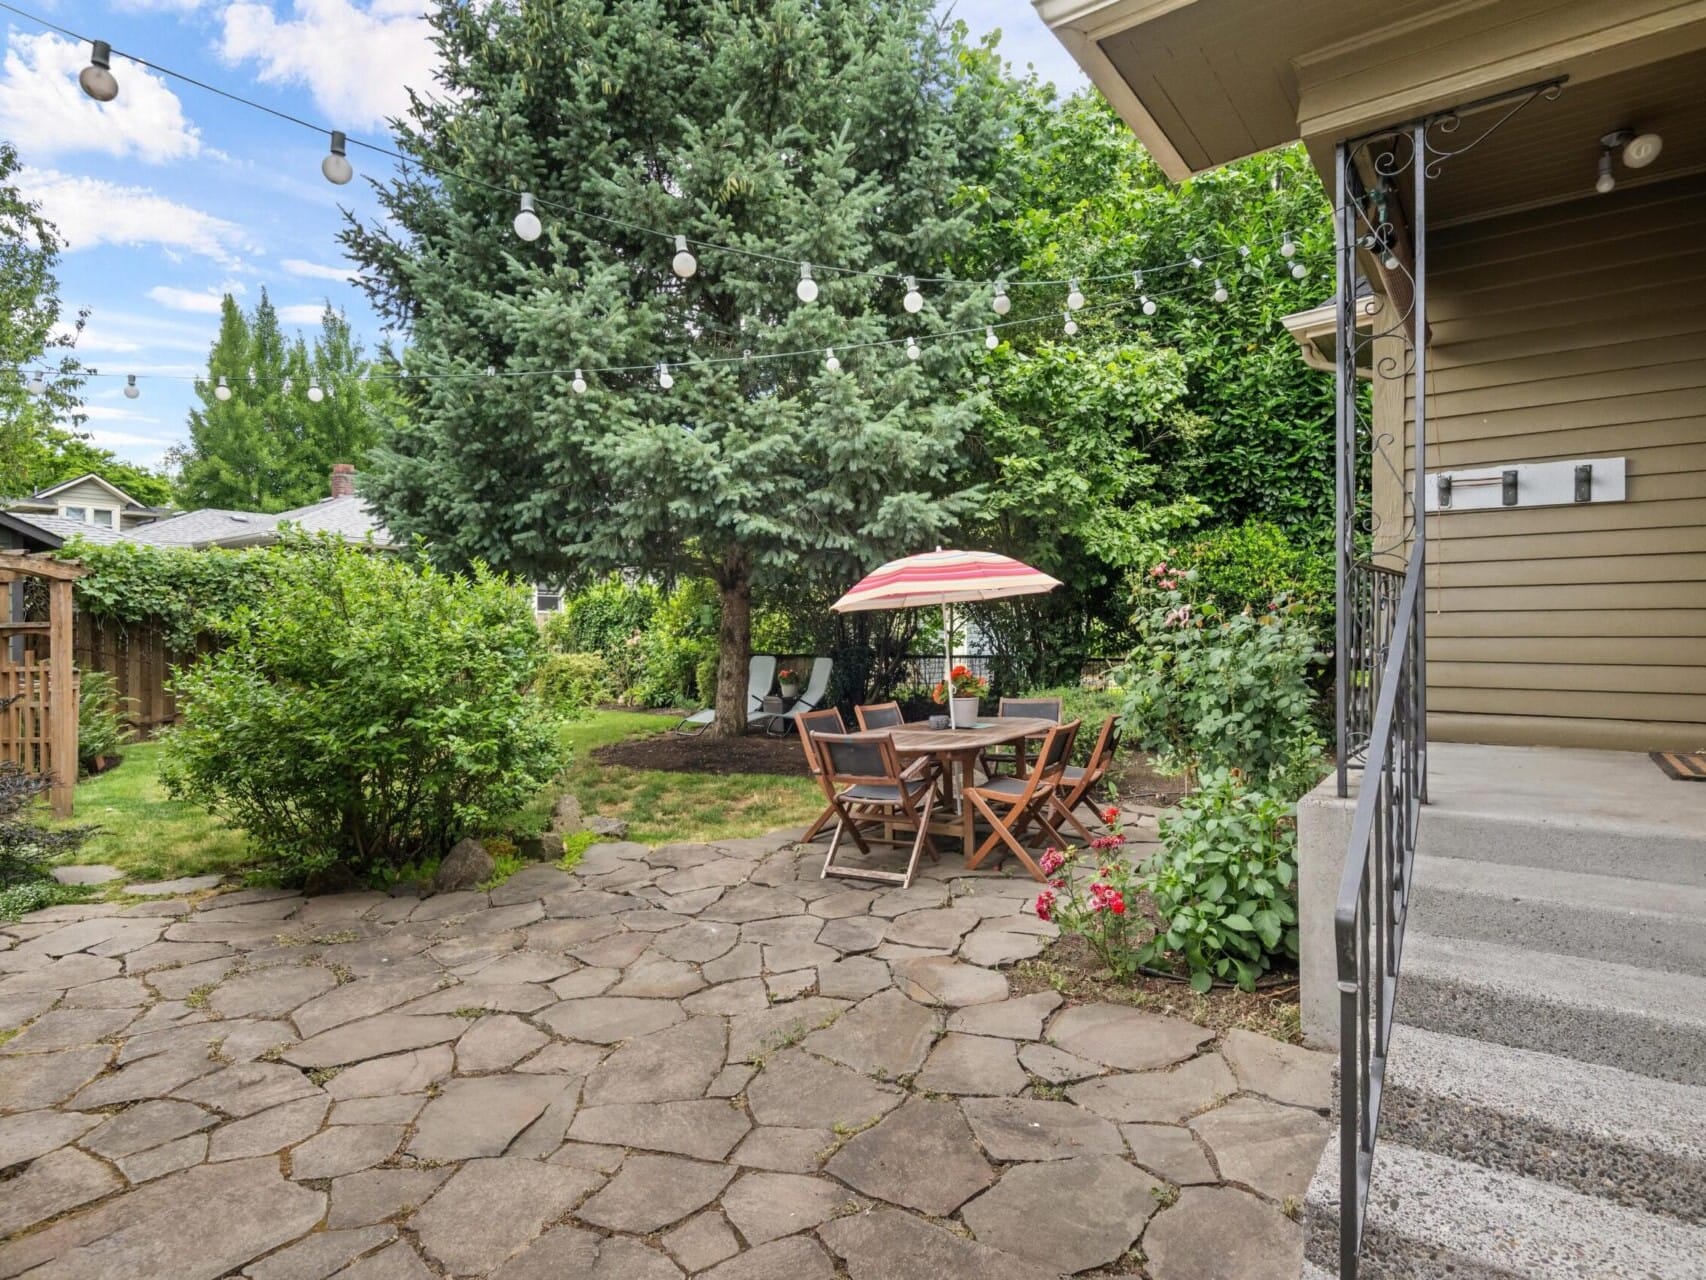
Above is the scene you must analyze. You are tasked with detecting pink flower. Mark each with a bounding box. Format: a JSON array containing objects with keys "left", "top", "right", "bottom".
[
  {"left": 1149, "top": 562, "right": 1168, "bottom": 578},
  {"left": 1038, "top": 848, "right": 1067, "bottom": 877},
  {"left": 1089, "top": 834, "right": 1126, "bottom": 851},
  {"left": 1160, "top": 578, "right": 1177, "bottom": 590},
  {"left": 1033, "top": 889, "right": 1056, "bottom": 922},
  {"left": 1088, "top": 882, "right": 1127, "bottom": 916}
]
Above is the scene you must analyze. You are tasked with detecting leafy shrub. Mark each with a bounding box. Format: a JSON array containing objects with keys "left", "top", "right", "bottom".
[
  {"left": 1183, "top": 521, "right": 1333, "bottom": 635},
  {"left": 1120, "top": 556, "right": 1324, "bottom": 789},
  {"left": 534, "top": 652, "right": 612, "bottom": 716},
  {"left": 543, "top": 575, "right": 659, "bottom": 655},
  {"left": 1144, "top": 768, "right": 1299, "bottom": 991},
  {"left": 0, "top": 761, "right": 88, "bottom": 888},
  {"left": 1024, "top": 682, "right": 1125, "bottom": 766},
  {"left": 161, "top": 537, "right": 564, "bottom": 881},
  {"left": 0, "top": 879, "right": 91, "bottom": 923},
  {"left": 693, "top": 650, "right": 720, "bottom": 710},
  {"left": 62, "top": 537, "right": 281, "bottom": 651},
  {"left": 78, "top": 670, "right": 132, "bottom": 773}
]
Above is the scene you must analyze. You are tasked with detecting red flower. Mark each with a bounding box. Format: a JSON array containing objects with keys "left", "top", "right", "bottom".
[
  {"left": 1038, "top": 848, "right": 1066, "bottom": 877},
  {"left": 1101, "top": 805, "right": 1120, "bottom": 824},
  {"left": 1089, "top": 834, "right": 1126, "bottom": 851},
  {"left": 1049, "top": 877, "right": 1065, "bottom": 889},
  {"left": 1108, "top": 894, "right": 1127, "bottom": 915},
  {"left": 1033, "top": 889, "right": 1056, "bottom": 922}
]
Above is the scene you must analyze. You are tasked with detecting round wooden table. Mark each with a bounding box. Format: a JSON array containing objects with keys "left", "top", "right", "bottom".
[{"left": 857, "top": 716, "right": 1057, "bottom": 863}]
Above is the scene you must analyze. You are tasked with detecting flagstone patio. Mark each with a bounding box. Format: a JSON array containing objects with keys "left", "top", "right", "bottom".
[{"left": 0, "top": 830, "right": 1332, "bottom": 1279}]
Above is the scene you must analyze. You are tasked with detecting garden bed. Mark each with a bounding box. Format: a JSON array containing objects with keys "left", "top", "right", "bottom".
[{"left": 592, "top": 731, "right": 810, "bottom": 777}]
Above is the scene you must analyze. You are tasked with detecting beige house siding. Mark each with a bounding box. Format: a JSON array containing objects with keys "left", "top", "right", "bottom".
[
  {"left": 1374, "top": 171, "right": 1706, "bottom": 751},
  {"left": 42, "top": 479, "right": 129, "bottom": 529}
]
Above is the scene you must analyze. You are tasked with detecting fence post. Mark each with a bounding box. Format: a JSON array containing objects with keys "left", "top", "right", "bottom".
[{"left": 48, "top": 577, "right": 76, "bottom": 818}]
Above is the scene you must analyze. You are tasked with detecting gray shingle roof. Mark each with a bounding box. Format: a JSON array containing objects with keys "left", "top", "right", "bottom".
[
  {"left": 126, "top": 509, "right": 281, "bottom": 547},
  {"left": 274, "top": 495, "right": 393, "bottom": 546},
  {"left": 6, "top": 513, "right": 136, "bottom": 545}
]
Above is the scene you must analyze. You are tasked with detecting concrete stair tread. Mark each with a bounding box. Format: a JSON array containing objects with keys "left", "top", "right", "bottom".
[
  {"left": 1307, "top": 1134, "right": 1706, "bottom": 1279},
  {"left": 1414, "top": 853, "right": 1706, "bottom": 921}
]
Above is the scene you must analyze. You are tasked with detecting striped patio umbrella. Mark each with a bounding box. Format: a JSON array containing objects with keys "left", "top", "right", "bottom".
[{"left": 832, "top": 549, "right": 1062, "bottom": 727}]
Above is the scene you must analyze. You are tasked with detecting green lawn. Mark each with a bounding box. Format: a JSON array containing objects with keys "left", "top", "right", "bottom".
[
  {"left": 58, "top": 741, "right": 254, "bottom": 883},
  {"left": 55, "top": 710, "right": 821, "bottom": 885}
]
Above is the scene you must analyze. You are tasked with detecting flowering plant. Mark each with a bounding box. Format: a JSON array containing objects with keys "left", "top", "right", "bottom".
[
  {"left": 1032, "top": 809, "right": 1145, "bottom": 979},
  {"left": 931, "top": 664, "right": 988, "bottom": 702},
  {"left": 777, "top": 667, "right": 801, "bottom": 685}
]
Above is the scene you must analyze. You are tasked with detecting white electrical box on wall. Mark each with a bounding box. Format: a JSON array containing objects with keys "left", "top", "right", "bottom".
[{"left": 1423, "top": 456, "right": 1626, "bottom": 513}]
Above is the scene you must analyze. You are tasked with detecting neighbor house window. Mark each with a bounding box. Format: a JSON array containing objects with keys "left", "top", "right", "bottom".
[
  {"left": 535, "top": 586, "right": 563, "bottom": 612},
  {"left": 60, "top": 505, "right": 87, "bottom": 522},
  {"left": 91, "top": 509, "right": 114, "bottom": 528}
]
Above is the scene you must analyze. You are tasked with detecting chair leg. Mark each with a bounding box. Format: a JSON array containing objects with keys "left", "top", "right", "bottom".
[
  {"left": 820, "top": 819, "right": 847, "bottom": 880},
  {"left": 803, "top": 802, "right": 837, "bottom": 843},
  {"left": 1055, "top": 797, "right": 1095, "bottom": 843},
  {"left": 897, "top": 791, "right": 935, "bottom": 889}
]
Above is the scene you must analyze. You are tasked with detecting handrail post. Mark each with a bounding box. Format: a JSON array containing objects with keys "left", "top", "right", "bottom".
[{"left": 1333, "top": 139, "right": 1354, "bottom": 799}]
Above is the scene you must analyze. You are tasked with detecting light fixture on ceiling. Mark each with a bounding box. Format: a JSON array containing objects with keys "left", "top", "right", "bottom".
[{"left": 1596, "top": 128, "right": 1663, "bottom": 195}]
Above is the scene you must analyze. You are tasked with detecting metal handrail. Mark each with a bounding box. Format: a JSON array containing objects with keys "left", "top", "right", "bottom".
[
  {"left": 1334, "top": 537, "right": 1426, "bottom": 1279},
  {"left": 1340, "top": 559, "right": 1406, "bottom": 769}
]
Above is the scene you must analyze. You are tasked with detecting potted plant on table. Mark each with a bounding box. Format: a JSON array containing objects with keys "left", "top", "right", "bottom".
[
  {"left": 932, "top": 664, "right": 988, "bottom": 727},
  {"left": 777, "top": 667, "right": 802, "bottom": 699}
]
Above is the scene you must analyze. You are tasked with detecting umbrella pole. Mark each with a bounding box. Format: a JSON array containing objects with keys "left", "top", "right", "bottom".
[{"left": 944, "top": 602, "right": 955, "bottom": 728}]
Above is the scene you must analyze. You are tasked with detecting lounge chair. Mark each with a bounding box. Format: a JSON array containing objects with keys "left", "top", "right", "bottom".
[
  {"left": 675, "top": 655, "right": 776, "bottom": 735},
  {"left": 759, "top": 656, "right": 833, "bottom": 736}
]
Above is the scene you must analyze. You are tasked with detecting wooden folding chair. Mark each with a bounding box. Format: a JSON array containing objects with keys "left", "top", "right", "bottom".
[
  {"left": 964, "top": 719, "right": 1080, "bottom": 879},
  {"left": 979, "top": 696, "right": 1063, "bottom": 778},
  {"left": 1050, "top": 715, "right": 1122, "bottom": 842},
  {"left": 799, "top": 707, "right": 850, "bottom": 843},
  {"left": 854, "top": 701, "right": 905, "bottom": 731},
  {"left": 814, "top": 733, "right": 940, "bottom": 888}
]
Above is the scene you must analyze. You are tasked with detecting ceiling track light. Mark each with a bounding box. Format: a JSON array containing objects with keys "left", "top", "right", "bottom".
[
  {"left": 1595, "top": 149, "right": 1615, "bottom": 195},
  {"left": 80, "top": 39, "right": 118, "bottom": 102},
  {"left": 513, "top": 193, "right": 542, "bottom": 241},
  {"left": 672, "top": 235, "right": 697, "bottom": 279},
  {"left": 322, "top": 130, "right": 353, "bottom": 185}
]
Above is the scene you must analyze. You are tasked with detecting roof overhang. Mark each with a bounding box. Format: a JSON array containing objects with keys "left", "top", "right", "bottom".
[{"left": 26, "top": 472, "right": 147, "bottom": 510}]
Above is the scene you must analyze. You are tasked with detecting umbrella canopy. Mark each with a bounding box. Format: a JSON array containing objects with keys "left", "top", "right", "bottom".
[{"left": 831, "top": 548, "right": 1061, "bottom": 613}]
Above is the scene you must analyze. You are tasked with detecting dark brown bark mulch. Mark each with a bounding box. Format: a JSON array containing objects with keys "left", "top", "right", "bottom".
[{"left": 592, "top": 731, "right": 812, "bottom": 777}]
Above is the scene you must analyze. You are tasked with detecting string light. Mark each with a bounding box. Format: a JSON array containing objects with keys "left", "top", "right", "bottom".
[
  {"left": 902, "top": 276, "right": 924, "bottom": 313},
  {"left": 1291, "top": 261, "right": 1309, "bottom": 279},
  {"left": 214, "top": 375, "right": 231, "bottom": 401},
  {"left": 672, "top": 235, "right": 697, "bottom": 279},
  {"left": 513, "top": 193, "right": 542, "bottom": 242},
  {"left": 657, "top": 362, "right": 673, "bottom": 389},
  {"left": 79, "top": 39, "right": 117, "bottom": 102},
  {"left": 1132, "top": 270, "right": 1144, "bottom": 291},
  {"left": 1281, "top": 232, "right": 1298, "bottom": 258},
  {"left": 1062, "top": 311, "right": 1077, "bottom": 337},
  {"left": 1239, "top": 244, "right": 1251, "bottom": 259},
  {"left": 123, "top": 374, "right": 139, "bottom": 399},
  {"left": 247, "top": 366, "right": 257, "bottom": 387},
  {"left": 26, "top": 372, "right": 44, "bottom": 394},
  {"left": 992, "top": 282, "right": 1010, "bottom": 315},
  {"left": 308, "top": 380, "right": 325, "bottom": 402},
  {"left": 824, "top": 347, "right": 840, "bottom": 372},
  {"left": 282, "top": 377, "right": 292, "bottom": 394},
  {"left": 1066, "top": 278, "right": 1085, "bottom": 310},
  {"left": 984, "top": 325, "right": 998, "bottom": 350},
  {"left": 321, "top": 130, "right": 353, "bottom": 185},
  {"left": 1212, "top": 278, "right": 1229, "bottom": 303},
  {"left": 1189, "top": 253, "right": 1204, "bottom": 269},
  {"left": 906, "top": 338, "right": 921, "bottom": 361},
  {"left": 484, "top": 365, "right": 496, "bottom": 378},
  {"left": 1141, "top": 295, "right": 1157, "bottom": 316},
  {"left": 571, "top": 369, "right": 587, "bottom": 394},
  {"left": 796, "top": 263, "right": 818, "bottom": 304}
]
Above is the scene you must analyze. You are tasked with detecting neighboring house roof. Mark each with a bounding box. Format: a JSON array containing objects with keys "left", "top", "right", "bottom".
[
  {"left": 126, "top": 509, "right": 282, "bottom": 547},
  {"left": 21, "top": 472, "right": 152, "bottom": 511},
  {"left": 0, "top": 511, "right": 134, "bottom": 547},
  {"left": 276, "top": 495, "right": 394, "bottom": 546}
]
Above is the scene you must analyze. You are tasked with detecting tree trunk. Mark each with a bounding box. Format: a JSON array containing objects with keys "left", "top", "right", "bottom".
[{"left": 711, "top": 558, "right": 752, "bottom": 738}]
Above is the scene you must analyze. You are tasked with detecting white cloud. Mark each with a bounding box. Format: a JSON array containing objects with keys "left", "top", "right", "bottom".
[
  {"left": 277, "top": 302, "right": 332, "bottom": 325},
  {"left": 282, "top": 257, "right": 358, "bottom": 282},
  {"left": 147, "top": 283, "right": 246, "bottom": 314},
  {"left": 0, "top": 32, "right": 201, "bottom": 164},
  {"left": 219, "top": 1, "right": 438, "bottom": 130},
  {"left": 20, "top": 168, "right": 251, "bottom": 266}
]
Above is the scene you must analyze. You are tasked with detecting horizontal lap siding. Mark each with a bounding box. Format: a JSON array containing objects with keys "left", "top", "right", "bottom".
[{"left": 1392, "top": 173, "right": 1706, "bottom": 750}]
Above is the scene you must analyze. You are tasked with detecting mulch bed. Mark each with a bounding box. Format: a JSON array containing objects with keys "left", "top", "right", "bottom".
[
  {"left": 1110, "top": 753, "right": 1192, "bottom": 807},
  {"left": 592, "top": 731, "right": 812, "bottom": 777}
]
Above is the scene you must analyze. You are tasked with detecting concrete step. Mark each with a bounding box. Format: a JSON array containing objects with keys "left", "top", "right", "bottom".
[
  {"left": 1411, "top": 854, "right": 1706, "bottom": 977},
  {"left": 1379, "top": 1022, "right": 1706, "bottom": 1223},
  {"left": 1304, "top": 1133, "right": 1706, "bottom": 1278},
  {"left": 1416, "top": 743, "right": 1706, "bottom": 888},
  {"left": 1397, "top": 932, "right": 1706, "bottom": 1086}
]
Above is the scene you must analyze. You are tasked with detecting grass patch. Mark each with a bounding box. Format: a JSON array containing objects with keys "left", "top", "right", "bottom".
[
  {"left": 553, "top": 710, "right": 823, "bottom": 845},
  {"left": 558, "top": 829, "right": 596, "bottom": 871},
  {"left": 52, "top": 741, "right": 254, "bottom": 883}
]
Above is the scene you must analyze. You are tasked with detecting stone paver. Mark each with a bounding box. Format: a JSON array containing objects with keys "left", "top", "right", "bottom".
[{"left": 0, "top": 825, "right": 1330, "bottom": 1278}]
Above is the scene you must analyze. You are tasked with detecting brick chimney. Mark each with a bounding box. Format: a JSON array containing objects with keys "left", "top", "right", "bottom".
[{"left": 329, "top": 463, "right": 356, "bottom": 498}]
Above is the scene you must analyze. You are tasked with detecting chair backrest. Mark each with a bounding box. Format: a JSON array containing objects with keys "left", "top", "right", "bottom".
[
  {"left": 1080, "top": 715, "right": 1121, "bottom": 782},
  {"left": 999, "top": 696, "right": 1063, "bottom": 723},
  {"left": 1031, "top": 719, "right": 1081, "bottom": 784},
  {"left": 797, "top": 656, "right": 833, "bottom": 706},
  {"left": 855, "top": 701, "right": 905, "bottom": 731},
  {"left": 815, "top": 733, "right": 901, "bottom": 785},
  {"left": 798, "top": 708, "right": 848, "bottom": 777},
  {"left": 747, "top": 655, "right": 778, "bottom": 709}
]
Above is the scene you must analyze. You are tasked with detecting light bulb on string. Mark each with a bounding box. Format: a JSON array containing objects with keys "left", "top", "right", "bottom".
[
  {"left": 824, "top": 348, "right": 840, "bottom": 372},
  {"left": 513, "top": 193, "right": 542, "bottom": 242},
  {"left": 1595, "top": 150, "right": 1615, "bottom": 195},
  {"left": 25, "top": 372, "right": 44, "bottom": 394},
  {"left": 79, "top": 40, "right": 118, "bottom": 102},
  {"left": 1212, "top": 278, "right": 1229, "bottom": 303},
  {"left": 214, "top": 375, "right": 232, "bottom": 401},
  {"left": 672, "top": 235, "right": 697, "bottom": 279},
  {"left": 1189, "top": 253, "right": 1204, "bottom": 269},
  {"left": 571, "top": 370, "right": 587, "bottom": 395},
  {"left": 1141, "top": 295, "right": 1157, "bottom": 317},
  {"left": 123, "top": 375, "right": 139, "bottom": 400},
  {"left": 1382, "top": 244, "right": 1400, "bottom": 271},
  {"left": 902, "top": 276, "right": 923, "bottom": 314},
  {"left": 1281, "top": 232, "right": 1298, "bottom": 258},
  {"left": 247, "top": 366, "right": 257, "bottom": 387},
  {"left": 984, "top": 326, "right": 999, "bottom": 351},
  {"left": 1132, "top": 270, "right": 1144, "bottom": 291},
  {"left": 796, "top": 263, "right": 818, "bottom": 303},
  {"left": 1062, "top": 311, "right": 1077, "bottom": 337},
  {"left": 1066, "top": 278, "right": 1085, "bottom": 310},
  {"left": 485, "top": 365, "right": 496, "bottom": 378},
  {"left": 1239, "top": 244, "right": 1251, "bottom": 260},
  {"left": 307, "top": 381, "right": 324, "bottom": 403},
  {"left": 1290, "top": 261, "right": 1309, "bottom": 280},
  {"left": 657, "top": 363, "right": 674, "bottom": 390},
  {"left": 992, "top": 282, "right": 1010, "bottom": 315},
  {"left": 321, "top": 131, "right": 353, "bottom": 185},
  {"left": 906, "top": 338, "right": 921, "bottom": 361}
]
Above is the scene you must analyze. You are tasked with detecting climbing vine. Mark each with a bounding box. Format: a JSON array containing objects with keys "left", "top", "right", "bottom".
[{"left": 56, "top": 538, "right": 283, "bottom": 651}]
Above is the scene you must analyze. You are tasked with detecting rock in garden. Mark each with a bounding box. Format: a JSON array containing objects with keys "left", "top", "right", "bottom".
[
  {"left": 549, "top": 792, "right": 584, "bottom": 834},
  {"left": 516, "top": 832, "right": 565, "bottom": 862},
  {"left": 584, "top": 814, "right": 629, "bottom": 839},
  {"left": 433, "top": 838, "right": 495, "bottom": 893}
]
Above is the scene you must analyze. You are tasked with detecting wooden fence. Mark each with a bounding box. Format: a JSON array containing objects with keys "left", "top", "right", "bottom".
[
  {"left": 0, "top": 651, "right": 77, "bottom": 779},
  {"left": 73, "top": 614, "right": 206, "bottom": 738}
]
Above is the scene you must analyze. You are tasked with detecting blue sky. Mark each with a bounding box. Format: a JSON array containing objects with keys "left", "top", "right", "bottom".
[{"left": 4, "top": 1, "right": 1084, "bottom": 475}]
